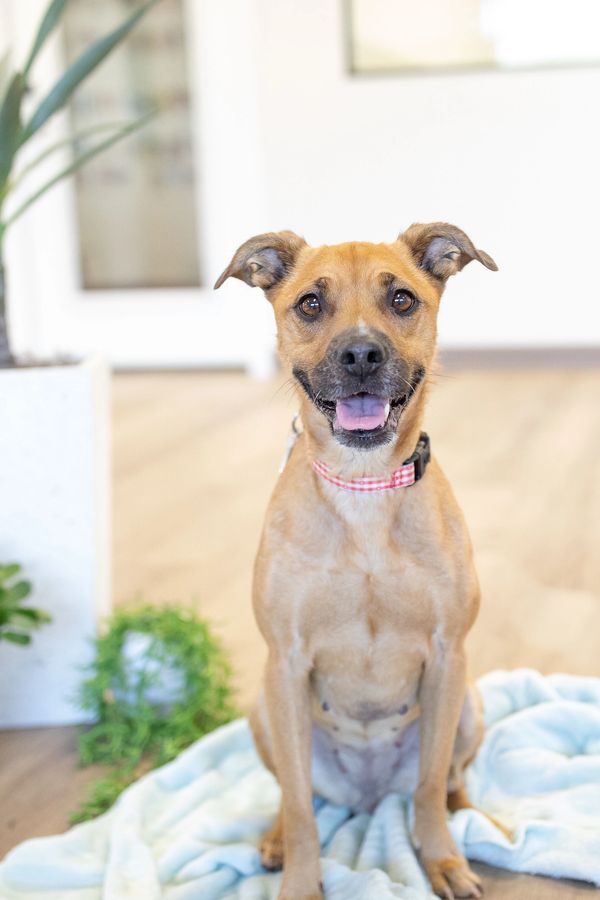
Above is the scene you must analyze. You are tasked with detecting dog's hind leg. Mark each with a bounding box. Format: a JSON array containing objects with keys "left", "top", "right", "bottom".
[
  {"left": 447, "top": 784, "right": 512, "bottom": 841},
  {"left": 447, "top": 686, "right": 512, "bottom": 840},
  {"left": 249, "top": 696, "right": 287, "bottom": 870},
  {"left": 446, "top": 682, "right": 483, "bottom": 794},
  {"left": 447, "top": 785, "right": 475, "bottom": 814},
  {"left": 249, "top": 694, "right": 276, "bottom": 774},
  {"left": 260, "top": 804, "right": 285, "bottom": 870}
]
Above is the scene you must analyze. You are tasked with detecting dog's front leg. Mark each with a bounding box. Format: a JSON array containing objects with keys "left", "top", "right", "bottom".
[
  {"left": 414, "top": 639, "right": 482, "bottom": 899},
  {"left": 264, "top": 651, "right": 322, "bottom": 900}
]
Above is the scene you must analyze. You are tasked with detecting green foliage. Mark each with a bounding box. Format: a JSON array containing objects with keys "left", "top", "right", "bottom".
[
  {"left": 0, "top": 74, "right": 26, "bottom": 188},
  {"left": 3, "top": 110, "right": 156, "bottom": 232},
  {"left": 0, "top": 0, "right": 159, "bottom": 364},
  {"left": 0, "top": 0, "right": 158, "bottom": 236},
  {"left": 0, "top": 563, "right": 51, "bottom": 645},
  {"left": 0, "top": 49, "right": 13, "bottom": 103},
  {"left": 71, "top": 604, "right": 238, "bottom": 823},
  {"left": 21, "top": 0, "right": 159, "bottom": 143},
  {"left": 23, "top": 0, "right": 71, "bottom": 79},
  {"left": 71, "top": 770, "right": 136, "bottom": 824}
]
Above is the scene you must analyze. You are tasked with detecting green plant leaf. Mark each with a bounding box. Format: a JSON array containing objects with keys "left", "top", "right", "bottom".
[
  {"left": 0, "top": 73, "right": 25, "bottom": 189},
  {"left": 0, "top": 563, "right": 49, "bottom": 644},
  {"left": 0, "top": 49, "right": 12, "bottom": 106},
  {"left": 2, "top": 109, "right": 155, "bottom": 233},
  {"left": 20, "top": 0, "right": 159, "bottom": 145},
  {"left": 0, "top": 563, "right": 21, "bottom": 582},
  {"left": 2, "top": 580, "right": 32, "bottom": 605},
  {"left": 6, "top": 120, "right": 135, "bottom": 196},
  {"left": 22, "top": 0, "right": 69, "bottom": 79},
  {"left": 12, "top": 607, "right": 52, "bottom": 625},
  {"left": 1, "top": 630, "right": 31, "bottom": 645}
]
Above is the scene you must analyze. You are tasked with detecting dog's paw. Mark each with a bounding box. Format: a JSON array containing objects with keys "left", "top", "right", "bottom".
[
  {"left": 487, "top": 813, "right": 513, "bottom": 842},
  {"left": 260, "top": 829, "right": 284, "bottom": 871},
  {"left": 277, "top": 882, "right": 323, "bottom": 900},
  {"left": 422, "top": 854, "right": 483, "bottom": 899},
  {"left": 278, "top": 893, "right": 323, "bottom": 900}
]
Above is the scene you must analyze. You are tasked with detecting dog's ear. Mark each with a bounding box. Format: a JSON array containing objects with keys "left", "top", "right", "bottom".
[
  {"left": 214, "top": 230, "right": 307, "bottom": 294},
  {"left": 399, "top": 222, "right": 497, "bottom": 281}
]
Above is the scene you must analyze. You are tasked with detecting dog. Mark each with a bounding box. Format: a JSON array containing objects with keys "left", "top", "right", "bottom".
[{"left": 215, "top": 223, "right": 499, "bottom": 900}]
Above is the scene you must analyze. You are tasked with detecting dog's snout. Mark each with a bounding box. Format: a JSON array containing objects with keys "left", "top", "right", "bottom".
[{"left": 338, "top": 340, "right": 388, "bottom": 379}]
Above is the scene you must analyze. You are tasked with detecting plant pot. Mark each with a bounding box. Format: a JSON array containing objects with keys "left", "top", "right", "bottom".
[{"left": 0, "top": 356, "right": 111, "bottom": 727}]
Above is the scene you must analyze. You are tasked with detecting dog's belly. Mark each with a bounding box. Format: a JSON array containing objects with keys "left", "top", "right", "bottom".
[
  {"left": 306, "top": 616, "right": 427, "bottom": 810},
  {"left": 311, "top": 719, "right": 421, "bottom": 811},
  {"left": 309, "top": 662, "right": 422, "bottom": 745},
  {"left": 309, "top": 610, "right": 427, "bottom": 733}
]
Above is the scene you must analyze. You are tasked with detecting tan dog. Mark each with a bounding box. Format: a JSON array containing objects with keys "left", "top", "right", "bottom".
[{"left": 215, "top": 224, "right": 499, "bottom": 900}]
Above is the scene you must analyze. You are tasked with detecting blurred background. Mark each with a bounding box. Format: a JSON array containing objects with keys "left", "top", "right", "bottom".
[
  {"left": 0, "top": 0, "right": 599, "bottom": 880},
  {"left": 4, "top": 0, "right": 600, "bottom": 368}
]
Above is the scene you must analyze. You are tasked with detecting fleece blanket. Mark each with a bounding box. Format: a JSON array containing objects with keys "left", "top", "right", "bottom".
[{"left": 1, "top": 669, "right": 600, "bottom": 899}]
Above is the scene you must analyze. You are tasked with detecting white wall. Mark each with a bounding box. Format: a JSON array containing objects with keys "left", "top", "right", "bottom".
[{"left": 252, "top": 0, "right": 600, "bottom": 349}]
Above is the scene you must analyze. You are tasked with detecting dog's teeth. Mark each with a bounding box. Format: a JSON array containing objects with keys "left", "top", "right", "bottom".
[{"left": 384, "top": 402, "right": 390, "bottom": 421}]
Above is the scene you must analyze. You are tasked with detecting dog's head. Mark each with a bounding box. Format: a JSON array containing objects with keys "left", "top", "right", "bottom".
[{"left": 215, "top": 224, "right": 497, "bottom": 450}]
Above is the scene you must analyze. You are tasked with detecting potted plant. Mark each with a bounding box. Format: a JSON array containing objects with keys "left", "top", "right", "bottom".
[
  {"left": 71, "top": 604, "right": 238, "bottom": 822},
  {"left": 0, "top": 0, "right": 157, "bottom": 728},
  {"left": 0, "top": 564, "right": 51, "bottom": 645}
]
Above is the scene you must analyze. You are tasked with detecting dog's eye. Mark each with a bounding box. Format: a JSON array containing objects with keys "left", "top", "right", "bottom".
[
  {"left": 297, "top": 293, "right": 322, "bottom": 319},
  {"left": 391, "top": 289, "right": 417, "bottom": 316}
]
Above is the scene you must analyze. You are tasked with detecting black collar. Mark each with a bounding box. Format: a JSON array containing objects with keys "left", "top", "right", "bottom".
[{"left": 405, "top": 432, "right": 431, "bottom": 483}]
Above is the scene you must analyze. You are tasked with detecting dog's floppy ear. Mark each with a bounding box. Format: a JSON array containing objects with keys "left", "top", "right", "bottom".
[
  {"left": 399, "top": 222, "right": 497, "bottom": 281},
  {"left": 214, "top": 230, "right": 307, "bottom": 293}
]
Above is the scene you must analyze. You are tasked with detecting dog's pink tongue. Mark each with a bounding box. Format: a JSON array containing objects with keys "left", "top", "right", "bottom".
[{"left": 336, "top": 394, "right": 387, "bottom": 431}]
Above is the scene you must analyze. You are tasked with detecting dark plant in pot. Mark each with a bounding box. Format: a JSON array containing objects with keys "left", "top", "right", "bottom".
[
  {"left": 0, "top": 0, "right": 158, "bottom": 367},
  {"left": 0, "top": 563, "right": 50, "bottom": 645}
]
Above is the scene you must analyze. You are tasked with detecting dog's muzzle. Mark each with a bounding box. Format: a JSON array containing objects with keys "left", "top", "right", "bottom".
[{"left": 293, "top": 331, "right": 425, "bottom": 450}]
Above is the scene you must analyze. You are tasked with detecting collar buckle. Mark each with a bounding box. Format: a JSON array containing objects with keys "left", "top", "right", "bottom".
[{"left": 403, "top": 432, "right": 431, "bottom": 483}]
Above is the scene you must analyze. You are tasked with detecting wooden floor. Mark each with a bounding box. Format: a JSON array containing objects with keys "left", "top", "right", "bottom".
[{"left": 1, "top": 366, "right": 600, "bottom": 898}]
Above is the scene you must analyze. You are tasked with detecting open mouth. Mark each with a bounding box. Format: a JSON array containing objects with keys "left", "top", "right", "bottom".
[
  {"left": 337, "top": 393, "right": 397, "bottom": 432},
  {"left": 315, "top": 391, "right": 412, "bottom": 434},
  {"left": 293, "top": 365, "right": 425, "bottom": 449}
]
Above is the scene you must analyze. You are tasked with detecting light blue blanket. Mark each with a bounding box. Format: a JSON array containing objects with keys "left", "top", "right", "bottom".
[{"left": 1, "top": 669, "right": 600, "bottom": 899}]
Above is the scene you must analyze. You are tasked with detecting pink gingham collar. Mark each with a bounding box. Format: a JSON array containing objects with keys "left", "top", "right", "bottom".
[
  {"left": 312, "top": 432, "right": 431, "bottom": 493},
  {"left": 279, "top": 415, "right": 431, "bottom": 493}
]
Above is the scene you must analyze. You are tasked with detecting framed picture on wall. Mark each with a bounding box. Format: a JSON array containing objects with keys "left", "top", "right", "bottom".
[{"left": 347, "top": 0, "right": 600, "bottom": 74}]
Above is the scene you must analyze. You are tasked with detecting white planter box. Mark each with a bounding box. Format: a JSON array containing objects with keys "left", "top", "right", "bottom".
[{"left": 0, "top": 356, "right": 111, "bottom": 727}]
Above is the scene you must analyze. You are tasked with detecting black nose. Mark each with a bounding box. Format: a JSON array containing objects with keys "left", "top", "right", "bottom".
[{"left": 338, "top": 340, "right": 388, "bottom": 379}]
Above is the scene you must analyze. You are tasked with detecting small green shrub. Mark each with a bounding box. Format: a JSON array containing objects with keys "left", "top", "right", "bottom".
[
  {"left": 72, "top": 603, "right": 238, "bottom": 822},
  {"left": 0, "top": 563, "right": 51, "bottom": 644}
]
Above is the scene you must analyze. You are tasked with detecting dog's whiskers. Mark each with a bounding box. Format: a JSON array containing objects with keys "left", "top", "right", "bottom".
[{"left": 270, "top": 377, "right": 297, "bottom": 404}]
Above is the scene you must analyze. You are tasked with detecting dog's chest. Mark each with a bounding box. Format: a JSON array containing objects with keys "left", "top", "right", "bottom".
[
  {"left": 304, "top": 500, "right": 439, "bottom": 652},
  {"left": 300, "top": 493, "right": 445, "bottom": 736},
  {"left": 305, "top": 559, "right": 432, "bottom": 732}
]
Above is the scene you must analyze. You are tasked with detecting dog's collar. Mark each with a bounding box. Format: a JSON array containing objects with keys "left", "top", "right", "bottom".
[
  {"left": 279, "top": 416, "right": 431, "bottom": 492},
  {"left": 312, "top": 432, "right": 431, "bottom": 493}
]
